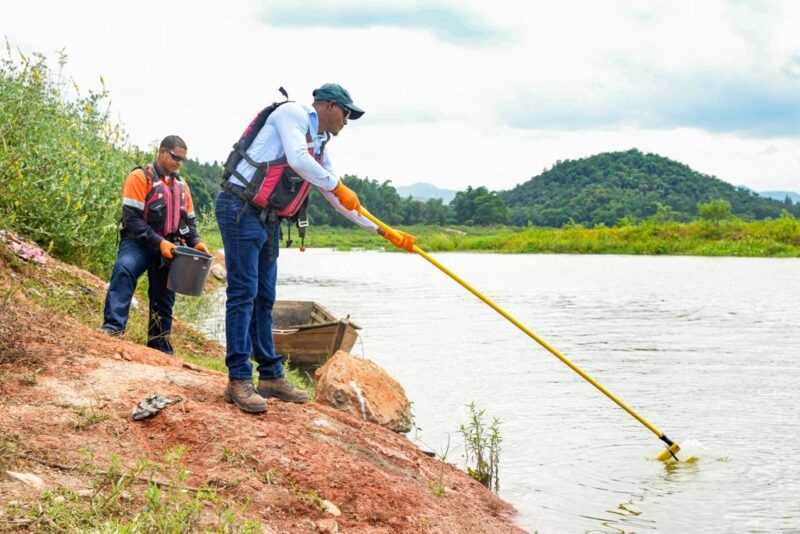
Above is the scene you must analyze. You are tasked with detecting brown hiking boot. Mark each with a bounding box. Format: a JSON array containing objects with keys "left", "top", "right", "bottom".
[
  {"left": 256, "top": 377, "right": 309, "bottom": 404},
  {"left": 224, "top": 379, "right": 267, "bottom": 413}
]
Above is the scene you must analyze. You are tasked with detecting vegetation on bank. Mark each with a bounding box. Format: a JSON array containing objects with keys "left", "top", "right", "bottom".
[
  {"left": 0, "top": 46, "right": 216, "bottom": 277},
  {"left": 296, "top": 210, "right": 800, "bottom": 257}
]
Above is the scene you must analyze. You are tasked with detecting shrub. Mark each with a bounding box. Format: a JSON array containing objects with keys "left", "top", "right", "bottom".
[{"left": 0, "top": 43, "right": 140, "bottom": 276}]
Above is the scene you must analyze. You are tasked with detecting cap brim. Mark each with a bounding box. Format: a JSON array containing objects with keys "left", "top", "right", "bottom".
[{"left": 344, "top": 103, "right": 365, "bottom": 120}]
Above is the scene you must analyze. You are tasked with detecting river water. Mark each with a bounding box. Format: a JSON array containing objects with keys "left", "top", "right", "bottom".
[{"left": 197, "top": 249, "right": 800, "bottom": 533}]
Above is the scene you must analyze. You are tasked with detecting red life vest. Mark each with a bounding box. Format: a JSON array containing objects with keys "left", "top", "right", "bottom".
[
  {"left": 220, "top": 94, "right": 327, "bottom": 221},
  {"left": 139, "top": 164, "right": 189, "bottom": 238}
]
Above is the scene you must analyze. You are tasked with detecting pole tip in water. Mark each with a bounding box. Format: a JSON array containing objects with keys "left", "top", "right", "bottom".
[{"left": 655, "top": 443, "right": 681, "bottom": 462}]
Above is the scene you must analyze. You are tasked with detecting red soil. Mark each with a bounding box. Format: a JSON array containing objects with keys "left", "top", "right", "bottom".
[{"left": 0, "top": 241, "right": 524, "bottom": 533}]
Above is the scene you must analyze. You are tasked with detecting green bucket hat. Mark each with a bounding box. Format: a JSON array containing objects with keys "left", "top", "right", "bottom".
[{"left": 312, "top": 83, "right": 365, "bottom": 120}]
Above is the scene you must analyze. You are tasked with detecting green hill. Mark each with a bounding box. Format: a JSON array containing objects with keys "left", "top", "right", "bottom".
[{"left": 501, "top": 149, "right": 798, "bottom": 227}]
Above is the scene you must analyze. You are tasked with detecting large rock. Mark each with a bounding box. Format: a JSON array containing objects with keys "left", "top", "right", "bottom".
[
  {"left": 315, "top": 351, "right": 412, "bottom": 433},
  {"left": 209, "top": 251, "right": 227, "bottom": 281}
]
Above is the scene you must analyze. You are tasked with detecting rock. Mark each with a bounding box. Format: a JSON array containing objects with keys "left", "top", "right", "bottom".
[
  {"left": 210, "top": 263, "right": 227, "bottom": 281},
  {"left": 5, "top": 471, "right": 44, "bottom": 488},
  {"left": 211, "top": 252, "right": 227, "bottom": 280},
  {"left": 316, "top": 518, "right": 339, "bottom": 533},
  {"left": 315, "top": 351, "right": 413, "bottom": 433},
  {"left": 214, "top": 250, "right": 226, "bottom": 266},
  {"left": 320, "top": 499, "right": 341, "bottom": 517}
]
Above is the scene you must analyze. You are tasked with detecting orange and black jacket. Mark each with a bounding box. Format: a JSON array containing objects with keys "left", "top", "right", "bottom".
[{"left": 121, "top": 163, "right": 200, "bottom": 248}]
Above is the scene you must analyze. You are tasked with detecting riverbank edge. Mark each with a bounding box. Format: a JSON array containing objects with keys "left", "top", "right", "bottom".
[
  {"left": 0, "top": 233, "right": 526, "bottom": 532},
  {"left": 270, "top": 220, "right": 800, "bottom": 257}
]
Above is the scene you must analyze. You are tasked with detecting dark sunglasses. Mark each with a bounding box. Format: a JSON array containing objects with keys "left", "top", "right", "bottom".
[
  {"left": 334, "top": 102, "right": 351, "bottom": 119},
  {"left": 164, "top": 149, "right": 186, "bottom": 163}
]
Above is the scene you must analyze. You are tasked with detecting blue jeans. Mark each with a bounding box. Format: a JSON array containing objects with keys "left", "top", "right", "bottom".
[
  {"left": 102, "top": 237, "right": 176, "bottom": 354},
  {"left": 216, "top": 190, "right": 284, "bottom": 381}
]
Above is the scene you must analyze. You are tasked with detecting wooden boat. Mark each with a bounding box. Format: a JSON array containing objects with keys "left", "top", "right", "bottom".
[{"left": 272, "top": 301, "right": 360, "bottom": 368}]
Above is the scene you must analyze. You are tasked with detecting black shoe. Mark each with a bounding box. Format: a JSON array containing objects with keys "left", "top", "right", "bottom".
[{"left": 98, "top": 326, "right": 123, "bottom": 337}]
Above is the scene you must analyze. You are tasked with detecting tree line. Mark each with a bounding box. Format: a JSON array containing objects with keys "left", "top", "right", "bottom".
[
  {"left": 186, "top": 155, "right": 797, "bottom": 230},
  {"left": 182, "top": 161, "right": 509, "bottom": 227}
]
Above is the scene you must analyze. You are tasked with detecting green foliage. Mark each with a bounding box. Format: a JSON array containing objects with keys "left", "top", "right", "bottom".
[
  {"left": 459, "top": 402, "right": 502, "bottom": 493},
  {"left": 502, "top": 149, "right": 799, "bottom": 227},
  {"left": 303, "top": 175, "right": 455, "bottom": 227},
  {"left": 182, "top": 171, "right": 213, "bottom": 217},
  {"left": 303, "top": 216, "right": 800, "bottom": 257},
  {"left": 0, "top": 43, "right": 140, "bottom": 276},
  {"left": 698, "top": 198, "right": 732, "bottom": 225},
  {"left": 182, "top": 158, "right": 223, "bottom": 216},
  {"left": 23, "top": 447, "right": 264, "bottom": 532},
  {"left": 452, "top": 186, "right": 508, "bottom": 225}
]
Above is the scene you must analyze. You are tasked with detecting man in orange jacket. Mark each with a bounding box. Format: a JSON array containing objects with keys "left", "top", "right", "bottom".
[{"left": 100, "top": 135, "right": 209, "bottom": 354}]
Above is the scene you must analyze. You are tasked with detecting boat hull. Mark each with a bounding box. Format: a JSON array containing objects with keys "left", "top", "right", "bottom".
[{"left": 272, "top": 301, "right": 360, "bottom": 368}]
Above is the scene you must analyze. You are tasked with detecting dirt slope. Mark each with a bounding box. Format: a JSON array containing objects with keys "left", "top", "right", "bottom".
[{"left": 0, "top": 239, "right": 524, "bottom": 533}]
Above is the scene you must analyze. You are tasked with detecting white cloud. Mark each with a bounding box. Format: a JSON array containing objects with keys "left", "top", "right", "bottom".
[{"left": 2, "top": 0, "right": 799, "bottom": 193}]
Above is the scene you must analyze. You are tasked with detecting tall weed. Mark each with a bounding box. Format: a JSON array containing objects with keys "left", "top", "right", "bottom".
[{"left": 0, "top": 42, "right": 140, "bottom": 276}]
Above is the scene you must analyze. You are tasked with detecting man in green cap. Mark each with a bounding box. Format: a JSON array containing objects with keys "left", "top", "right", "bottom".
[{"left": 217, "top": 83, "right": 416, "bottom": 413}]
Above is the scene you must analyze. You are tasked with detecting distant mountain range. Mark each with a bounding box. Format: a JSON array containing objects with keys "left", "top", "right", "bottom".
[
  {"left": 395, "top": 182, "right": 457, "bottom": 204},
  {"left": 758, "top": 190, "right": 800, "bottom": 203}
]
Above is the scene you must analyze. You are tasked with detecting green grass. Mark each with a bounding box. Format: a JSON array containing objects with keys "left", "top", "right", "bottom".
[
  {"left": 5, "top": 446, "right": 266, "bottom": 532},
  {"left": 289, "top": 216, "right": 800, "bottom": 257}
]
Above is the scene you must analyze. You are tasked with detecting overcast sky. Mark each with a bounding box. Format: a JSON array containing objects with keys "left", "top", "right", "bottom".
[{"left": 3, "top": 0, "right": 800, "bottom": 192}]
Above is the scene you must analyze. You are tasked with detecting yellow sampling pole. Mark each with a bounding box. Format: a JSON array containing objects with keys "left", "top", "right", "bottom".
[{"left": 362, "top": 208, "right": 680, "bottom": 461}]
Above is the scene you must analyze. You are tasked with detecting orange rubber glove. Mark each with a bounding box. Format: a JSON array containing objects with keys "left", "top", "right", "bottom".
[
  {"left": 194, "top": 242, "right": 209, "bottom": 255},
  {"left": 331, "top": 181, "right": 361, "bottom": 214},
  {"left": 383, "top": 229, "right": 417, "bottom": 252},
  {"left": 159, "top": 239, "right": 177, "bottom": 259}
]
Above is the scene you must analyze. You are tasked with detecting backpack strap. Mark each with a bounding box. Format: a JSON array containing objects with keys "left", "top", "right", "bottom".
[{"left": 138, "top": 164, "right": 155, "bottom": 185}]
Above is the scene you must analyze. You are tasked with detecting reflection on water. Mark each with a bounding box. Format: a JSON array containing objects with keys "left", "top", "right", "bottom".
[{"left": 196, "top": 249, "right": 800, "bottom": 533}]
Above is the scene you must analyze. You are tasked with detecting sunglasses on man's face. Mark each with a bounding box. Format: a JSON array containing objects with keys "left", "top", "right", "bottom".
[
  {"left": 165, "top": 149, "right": 186, "bottom": 163},
  {"left": 334, "top": 102, "right": 351, "bottom": 120}
]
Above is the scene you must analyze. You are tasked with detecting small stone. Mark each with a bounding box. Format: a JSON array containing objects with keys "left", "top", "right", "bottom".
[
  {"left": 312, "top": 418, "right": 334, "bottom": 430},
  {"left": 131, "top": 296, "right": 139, "bottom": 309},
  {"left": 53, "top": 496, "right": 66, "bottom": 504},
  {"left": 211, "top": 263, "right": 227, "bottom": 280},
  {"left": 315, "top": 518, "right": 339, "bottom": 533},
  {"left": 121, "top": 352, "right": 132, "bottom": 361},
  {"left": 320, "top": 499, "right": 341, "bottom": 517},
  {"left": 5, "top": 471, "right": 44, "bottom": 488},
  {"left": 77, "top": 489, "right": 95, "bottom": 499},
  {"left": 113, "top": 353, "right": 122, "bottom": 360}
]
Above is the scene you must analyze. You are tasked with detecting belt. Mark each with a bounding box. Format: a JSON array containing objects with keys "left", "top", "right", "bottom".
[{"left": 222, "top": 181, "right": 246, "bottom": 194}]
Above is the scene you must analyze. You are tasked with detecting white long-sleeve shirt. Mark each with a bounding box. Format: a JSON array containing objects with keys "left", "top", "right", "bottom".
[{"left": 229, "top": 101, "right": 377, "bottom": 232}]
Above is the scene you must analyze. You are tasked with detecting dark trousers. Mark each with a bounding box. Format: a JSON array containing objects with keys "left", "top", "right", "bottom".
[
  {"left": 101, "top": 237, "right": 176, "bottom": 354},
  {"left": 215, "top": 190, "right": 283, "bottom": 381}
]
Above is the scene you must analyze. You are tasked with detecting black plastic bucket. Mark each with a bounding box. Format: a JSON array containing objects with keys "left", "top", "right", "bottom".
[{"left": 167, "top": 246, "right": 213, "bottom": 296}]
